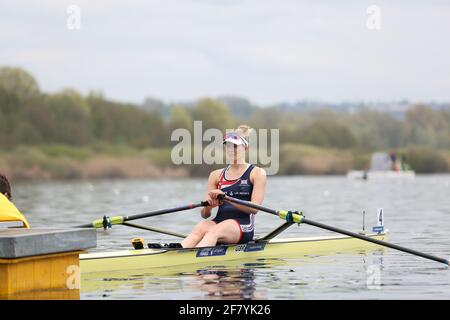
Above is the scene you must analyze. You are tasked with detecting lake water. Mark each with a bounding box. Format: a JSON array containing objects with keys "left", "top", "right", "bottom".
[{"left": 14, "top": 175, "right": 450, "bottom": 299}]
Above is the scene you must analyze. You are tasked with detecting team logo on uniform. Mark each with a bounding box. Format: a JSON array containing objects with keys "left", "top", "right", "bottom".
[{"left": 240, "top": 179, "right": 248, "bottom": 185}]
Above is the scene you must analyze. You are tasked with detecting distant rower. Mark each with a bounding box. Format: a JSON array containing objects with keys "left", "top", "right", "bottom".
[{"left": 0, "top": 174, "right": 30, "bottom": 228}]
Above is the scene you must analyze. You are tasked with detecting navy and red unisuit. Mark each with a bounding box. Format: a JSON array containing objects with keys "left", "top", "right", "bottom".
[{"left": 213, "top": 164, "right": 255, "bottom": 244}]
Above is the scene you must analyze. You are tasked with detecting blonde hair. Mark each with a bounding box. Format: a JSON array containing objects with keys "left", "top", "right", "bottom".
[{"left": 235, "top": 125, "right": 253, "bottom": 144}]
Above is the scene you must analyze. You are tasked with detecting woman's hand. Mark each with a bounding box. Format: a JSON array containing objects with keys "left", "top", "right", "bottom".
[
  {"left": 200, "top": 190, "right": 223, "bottom": 218},
  {"left": 207, "top": 189, "right": 225, "bottom": 207}
]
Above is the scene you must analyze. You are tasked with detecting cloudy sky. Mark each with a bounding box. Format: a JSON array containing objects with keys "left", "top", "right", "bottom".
[{"left": 1, "top": 0, "right": 450, "bottom": 105}]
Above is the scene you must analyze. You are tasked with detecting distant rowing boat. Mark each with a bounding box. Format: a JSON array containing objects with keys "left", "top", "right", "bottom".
[
  {"left": 347, "top": 170, "right": 415, "bottom": 180},
  {"left": 347, "top": 152, "right": 415, "bottom": 180}
]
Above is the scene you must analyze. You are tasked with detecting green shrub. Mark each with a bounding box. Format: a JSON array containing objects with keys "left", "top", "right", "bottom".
[{"left": 400, "top": 146, "right": 449, "bottom": 173}]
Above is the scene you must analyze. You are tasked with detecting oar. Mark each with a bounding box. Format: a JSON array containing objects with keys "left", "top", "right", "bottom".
[
  {"left": 122, "top": 222, "right": 187, "bottom": 238},
  {"left": 256, "top": 222, "right": 293, "bottom": 241},
  {"left": 76, "top": 201, "right": 209, "bottom": 229},
  {"left": 221, "top": 195, "right": 449, "bottom": 266}
]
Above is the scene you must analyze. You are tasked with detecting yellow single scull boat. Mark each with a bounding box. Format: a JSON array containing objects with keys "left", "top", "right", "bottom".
[
  {"left": 77, "top": 195, "right": 448, "bottom": 275},
  {"left": 80, "top": 231, "right": 388, "bottom": 274}
]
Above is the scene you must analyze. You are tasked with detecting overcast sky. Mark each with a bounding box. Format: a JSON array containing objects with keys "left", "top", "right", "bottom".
[{"left": 1, "top": 0, "right": 450, "bottom": 105}]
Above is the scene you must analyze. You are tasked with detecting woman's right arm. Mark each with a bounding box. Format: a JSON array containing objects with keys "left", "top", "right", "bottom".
[{"left": 201, "top": 170, "right": 221, "bottom": 218}]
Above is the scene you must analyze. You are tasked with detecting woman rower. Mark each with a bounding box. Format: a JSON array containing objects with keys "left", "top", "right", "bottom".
[
  {"left": 181, "top": 125, "right": 266, "bottom": 248},
  {"left": 0, "top": 173, "right": 30, "bottom": 228}
]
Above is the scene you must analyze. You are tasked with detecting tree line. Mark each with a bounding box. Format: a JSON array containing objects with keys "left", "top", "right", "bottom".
[{"left": 1, "top": 66, "right": 450, "bottom": 157}]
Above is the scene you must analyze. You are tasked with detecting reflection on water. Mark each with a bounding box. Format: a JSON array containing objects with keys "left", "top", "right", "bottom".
[
  {"left": 187, "top": 260, "right": 294, "bottom": 300},
  {"left": 81, "top": 259, "right": 284, "bottom": 299},
  {"left": 14, "top": 175, "right": 450, "bottom": 299},
  {"left": 81, "top": 253, "right": 391, "bottom": 300},
  {"left": 187, "top": 267, "right": 261, "bottom": 300}
]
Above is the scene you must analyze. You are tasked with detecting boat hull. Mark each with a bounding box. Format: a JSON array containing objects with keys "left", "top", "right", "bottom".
[{"left": 80, "top": 232, "right": 389, "bottom": 274}]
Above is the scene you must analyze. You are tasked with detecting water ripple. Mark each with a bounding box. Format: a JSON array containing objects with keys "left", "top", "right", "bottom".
[{"left": 13, "top": 175, "right": 450, "bottom": 299}]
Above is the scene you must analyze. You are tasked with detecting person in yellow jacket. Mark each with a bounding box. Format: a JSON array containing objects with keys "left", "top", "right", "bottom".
[{"left": 0, "top": 174, "right": 30, "bottom": 228}]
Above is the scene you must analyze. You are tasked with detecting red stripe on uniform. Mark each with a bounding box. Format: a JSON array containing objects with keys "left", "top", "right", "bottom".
[{"left": 234, "top": 219, "right": 243, "bottom": 243}]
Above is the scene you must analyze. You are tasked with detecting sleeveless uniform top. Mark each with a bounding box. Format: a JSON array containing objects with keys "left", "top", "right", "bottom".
[{"left": 213, "top": 164, "right": 255, "bottom": 233}]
